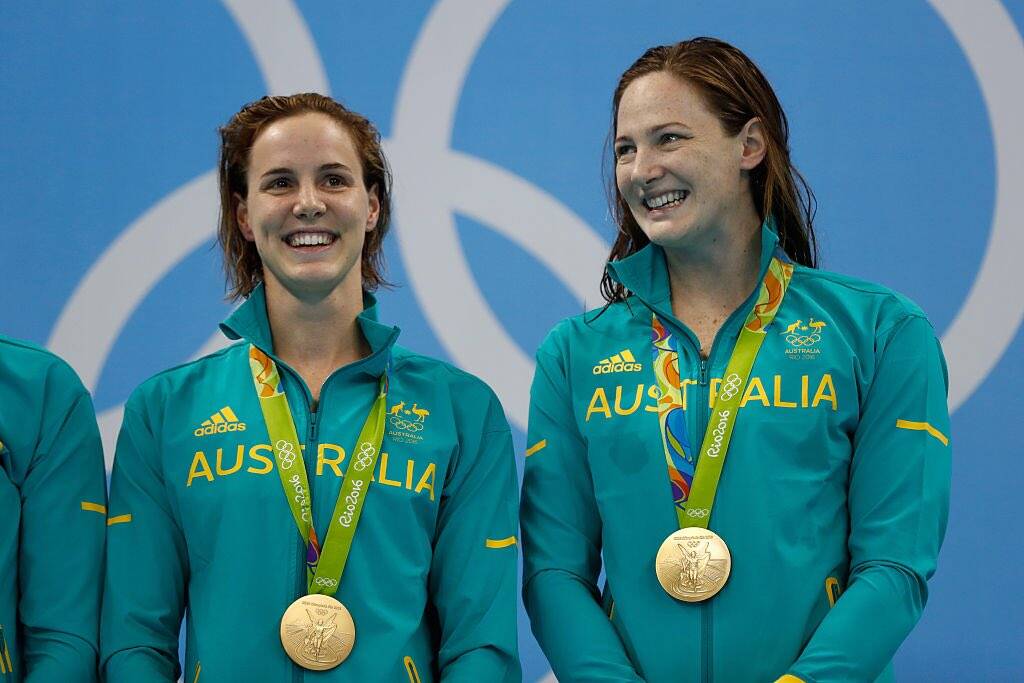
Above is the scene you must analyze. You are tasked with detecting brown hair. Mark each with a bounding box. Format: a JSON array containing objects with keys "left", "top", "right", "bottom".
[
  {"left": 217, "top": 93, "right": 393, "bottom": 300},
  {"left": 602, "top": 37, "right": 817, "bottom": 303}
]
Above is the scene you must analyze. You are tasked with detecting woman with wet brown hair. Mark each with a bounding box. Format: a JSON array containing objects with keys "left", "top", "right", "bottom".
[
  {"left": 522, "top": 38, "right": 950, "bottom": 682},
  {"left": 102, "top": 93, "right": 521, "bottom": 682}
]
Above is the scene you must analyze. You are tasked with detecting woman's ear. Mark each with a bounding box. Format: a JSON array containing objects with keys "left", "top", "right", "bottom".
[
  {"left": 236, "top": 193, "right": 255, "bottom": 241},
  {"left": 366, "top": 184, "right": 381, "bottom": 232},
  {"left": 739, "top": 117, "right": 767, "bottom": 171}
]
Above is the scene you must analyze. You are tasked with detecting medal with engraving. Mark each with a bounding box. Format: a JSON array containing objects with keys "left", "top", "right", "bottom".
[
  {"left": 279, "top": 593, "right": 355, "bottom": 670},
  {"left": 651, "top": 254, "right": 792, "bottom": 602},
  {"left": 249, "top": 345, "right": 387, "bottom": 669}
]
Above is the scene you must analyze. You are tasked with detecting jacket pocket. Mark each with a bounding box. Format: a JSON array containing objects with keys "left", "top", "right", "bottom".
[
  {"left": 0, "top": 624, "right": 13, "bottom": 677},
  {"left": 404, "top": 655, "right": 421, "bottom": 683}
]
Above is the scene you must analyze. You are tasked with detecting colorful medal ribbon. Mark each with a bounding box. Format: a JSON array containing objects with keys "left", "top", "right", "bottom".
[
  {"left": 249, "top": 345, "right": 387, "bottom": 595},
  {"left": 652, "top": 255, "right": 793, "bottom": 529}
]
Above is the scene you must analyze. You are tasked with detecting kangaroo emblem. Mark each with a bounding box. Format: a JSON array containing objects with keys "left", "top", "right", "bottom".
[
  {"left": 410, "top": 404, "right": 430, "bottom": 422},
  {"left": 782, "top": 319, "right": 803, "bottom": 335},
  {"left": 389, "top": 401, "right": 405, "bottom": 416}
]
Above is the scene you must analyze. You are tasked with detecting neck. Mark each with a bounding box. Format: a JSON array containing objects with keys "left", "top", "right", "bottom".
[
  {"left": 664, "top": 217, "right": 763, "bottom": 353},
  {"left": 264, "top": 275, "right": 371, "bottom": 401}
]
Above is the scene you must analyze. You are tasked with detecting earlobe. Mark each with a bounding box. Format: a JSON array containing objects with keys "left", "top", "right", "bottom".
[
  {"left": 235, "top": 194, "right": 255, "bottom": 242},
  {"left": 740, "top": 118, "right": 767, "bottom": 171},
  {"left": 366, "top": 184, "right": 381, "bottom": 232}
]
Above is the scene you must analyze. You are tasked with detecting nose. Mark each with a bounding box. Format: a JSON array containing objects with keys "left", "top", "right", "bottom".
[
  {"left": 293, "top": 183, "right": 326, "bottom": 220},
  {"left": 630, "top": 147, "right": 663, "bottom": 188}
]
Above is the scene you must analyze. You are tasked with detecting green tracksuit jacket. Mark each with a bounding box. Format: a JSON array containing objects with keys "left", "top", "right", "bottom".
[
  {"left": 521, "top": 224, "right": 952, "bottom": 683},
  {"left": 101, "top": 286, "right": 520, "bottom": 682},
  {"left": 0, "top": 335, "right": 107, "bottom": 682}
]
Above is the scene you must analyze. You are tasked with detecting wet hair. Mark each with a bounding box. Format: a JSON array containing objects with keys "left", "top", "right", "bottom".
[
  {"left": 602, "top": 37, "right": 817, "bottom": 303},
  {"left": 217, "top": 93, "right": 392, "bottom": 300}
]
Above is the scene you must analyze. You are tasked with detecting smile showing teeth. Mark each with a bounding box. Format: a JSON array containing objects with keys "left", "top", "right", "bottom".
[
  {"left": 643, "top": 190, "right": 689, "bottom": 210},
  {"left": 285, "top": 232, "right": 336, "bottom": 247}
]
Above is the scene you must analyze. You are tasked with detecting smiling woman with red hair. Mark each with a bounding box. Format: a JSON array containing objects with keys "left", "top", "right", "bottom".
[{"left": 521, "top": 38, "right": 951, "bottom": 683}]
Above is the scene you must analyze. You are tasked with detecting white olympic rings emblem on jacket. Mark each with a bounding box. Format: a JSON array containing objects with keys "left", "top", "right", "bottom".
[
  {"left": 718, "top": 373, "right": 743, "bottom": 402},
  {"left": 353, "top": 442, "right": 376, "bottom": 471},
  {"left": 276, "top": 439, "right": 298, "bottom": 470}
]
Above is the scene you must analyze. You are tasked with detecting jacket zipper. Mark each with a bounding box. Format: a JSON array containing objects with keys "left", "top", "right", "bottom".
[{"left": 694, "top": 354, "right": 712, "bottom": 682}]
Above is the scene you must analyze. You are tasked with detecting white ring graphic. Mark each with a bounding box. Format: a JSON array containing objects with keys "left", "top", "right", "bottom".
[
  {"left": 926, "top": 0, "right": 1024, "bottom": 409},
  {"left": 47, "top": 1, "right": 329, "bottom": 465}
]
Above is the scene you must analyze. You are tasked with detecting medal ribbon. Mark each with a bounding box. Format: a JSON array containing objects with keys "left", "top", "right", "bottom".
[
  {"left": 652, "top": 255, "right": 793, "bottom": 530},
  {"left": 249, "top": 345, "right": 387, "bottom": 596}
]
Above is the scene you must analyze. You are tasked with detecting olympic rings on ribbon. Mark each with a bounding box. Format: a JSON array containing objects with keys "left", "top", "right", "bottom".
[
  {"left": 276, "top": 439, "right": 297, "bottom": 470},
  {"left": 353, "top": 442, "right": 376, "bottom": 471},
  {"left": 718, "top": 373, "right": 743, "bottom": 402}
]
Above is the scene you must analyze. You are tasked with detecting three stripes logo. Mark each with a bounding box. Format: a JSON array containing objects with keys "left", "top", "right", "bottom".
[
  {"left": 193, "top": 406, "right": 247, "bottom": 437},
  {"left": 593, "top": 349, "right": 643, "bottom": 375}
]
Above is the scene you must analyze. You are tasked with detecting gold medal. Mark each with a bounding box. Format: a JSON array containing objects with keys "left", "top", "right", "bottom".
[
  {"left": 279, "top": 594, "right": 355, "bottom": 670},
  {"left": 655, "top": 527, "right": 732, "bottom": 602}
]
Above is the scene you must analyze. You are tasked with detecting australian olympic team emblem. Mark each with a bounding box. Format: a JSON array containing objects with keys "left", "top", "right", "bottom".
[
  {"left": 387, "top": 401, "right": 430, "bottom": 444},
  {"left": 781, "top": 317, "right": 828, "bottom": 360}
]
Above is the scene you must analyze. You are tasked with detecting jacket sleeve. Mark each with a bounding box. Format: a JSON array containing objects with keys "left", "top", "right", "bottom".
[
  {"left": 784, "top": 315, "right": 952, "bottom": 683},
  {"left": 101, "top": 402, "right": 187, "bottom": 682},
  {"left": 521, "top": 345, "right": 644, "bottom": 683},
  {"left": 430, "top": 388, "right": 521, "bottom": 683},
  {"left": 19, "top": 366, "right": 106, "bottom": 682}
]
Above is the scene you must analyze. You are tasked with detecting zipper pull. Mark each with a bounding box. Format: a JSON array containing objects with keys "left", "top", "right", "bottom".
[
  {"left": 698, "top": 358, "right": 709, "bottom": 386},
  {"left": 309, "top": 409, "right": 319, "bottom": 443}
]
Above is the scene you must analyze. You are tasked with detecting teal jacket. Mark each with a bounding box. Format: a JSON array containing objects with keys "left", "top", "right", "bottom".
[
  {"left": 101, "top": 287, "right": 520, "bottom": 682},
  {"left": 0, "top": 335, "right": 106, "bottom": 682},
  {"left": 521, "top": 225, "right": 952, "bottom": 683}
]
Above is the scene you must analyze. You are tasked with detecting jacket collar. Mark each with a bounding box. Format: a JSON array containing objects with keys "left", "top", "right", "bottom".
[
  {"left": 219, "top": 283, "right": 400, "bottom": 378},
  {"left": 605, "top": 217, "right": 782, "bottom": 320}
]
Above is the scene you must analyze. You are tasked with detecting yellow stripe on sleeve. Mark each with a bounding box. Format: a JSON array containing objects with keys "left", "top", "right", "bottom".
[
  {"left": 525, "top": 439, "right": 547, "bottom": 457},
  {"left": 193, "top": 662, "right": 202, "bottom": 683},
  {"left": 107, "top": 514, "right": 133, "bottom": 526},
  {"left": 485, "top": 536, "right": 517, "bottom": 549},
  {"left": 81, "top": 501, "right": 107, "bottom": 514},
  {"left": 895, "top": 419, "right": 949, "bottom": 446}
]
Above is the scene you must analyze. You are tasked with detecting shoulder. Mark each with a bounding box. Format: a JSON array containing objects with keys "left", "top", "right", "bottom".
[
  {"left": 0, "top": 334, "right": 90, "bottom": 404},
  {"left": 123, "top": 341, "right": 247, "bottom": 414},
  {"left": 789, "top": 265, "right": 934, "bottom": 340},
  {"left": 390, "top": 344, "right": 508, "bottom": 433},
  {"left": 391, "top": 343, "right": 503, "bottom": 407},
  {"left": 537, "top": 299, "right": 641, "bottom": 360}
]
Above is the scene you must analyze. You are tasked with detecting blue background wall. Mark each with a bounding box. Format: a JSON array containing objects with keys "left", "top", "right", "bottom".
[{"left": 2, "top": 1, "right": 1022, "bottom": 679}]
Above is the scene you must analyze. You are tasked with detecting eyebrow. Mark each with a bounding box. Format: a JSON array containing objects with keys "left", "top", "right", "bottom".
[
  {"left": 615, "top": 121, "right": 692, "bottom": 143},
  {"left": 260, "top": 163, "right": 352, "bottom": 178}
]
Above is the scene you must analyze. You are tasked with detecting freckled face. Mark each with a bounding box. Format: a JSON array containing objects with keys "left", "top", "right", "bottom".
[
  {"left": 237, "top": 112, "right": 379, "bottom": 298},
  {"left": 614, "top": 71, "right": 755, "bottom": 252}
]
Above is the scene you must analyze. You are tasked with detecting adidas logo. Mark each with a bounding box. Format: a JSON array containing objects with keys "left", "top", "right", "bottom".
[
  {"left": 592, "top": 349, "right": 643, "bottom": 375},
  {"left": 194, "top": 406, "right": 247, "bottom": 437}
]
